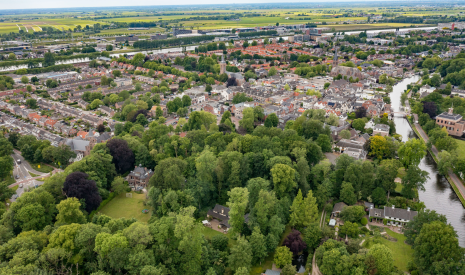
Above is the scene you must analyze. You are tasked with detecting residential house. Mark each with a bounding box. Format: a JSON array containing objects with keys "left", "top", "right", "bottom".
[
  {"left": 373, "top": 124, "right": 390, "bottom": 136},
  {"left": 127, "top": 165, "right": 154, "bottom": 188}
]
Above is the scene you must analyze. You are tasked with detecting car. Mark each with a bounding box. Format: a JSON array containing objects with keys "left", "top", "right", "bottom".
[
  {"left": 136, "top": 186, "right": 143, "bottom": 191},
  {"left": 12, "top": 194, "right": 18, "bottom": 199},
  {"left": 15, "top": 175, "right": 19, "bottom": 179},
  {"left": 19, "top": 183, "right": 23, "bottom": 188}
]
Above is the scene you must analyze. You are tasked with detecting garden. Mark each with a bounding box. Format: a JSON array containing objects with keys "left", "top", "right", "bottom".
[{"left": 98, "top": 191, "right": 150, "bottom": 223}]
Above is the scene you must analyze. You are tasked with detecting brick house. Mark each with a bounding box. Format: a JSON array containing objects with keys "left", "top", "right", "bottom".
[{"left": 127, "top": 165, "right": 154, "bottom": 188}]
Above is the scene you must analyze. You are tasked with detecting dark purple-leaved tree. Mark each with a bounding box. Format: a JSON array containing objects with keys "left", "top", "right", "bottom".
[
  {"left": 423, "top": 101, "right": 437, "bottom": 118},
  {"left": 106, "top": 139, "right": 135, "bottom": 174},
  {"left": 63, "top": 172, "right": 102, "bottom": 213},
  {"left": 283, "top": 229, "right": 307, "bottom": 255}
]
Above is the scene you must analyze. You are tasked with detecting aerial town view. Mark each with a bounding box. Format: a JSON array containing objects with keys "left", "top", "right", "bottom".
[{"left": 0, "top": 0, "right": 465, "bottom": 274}]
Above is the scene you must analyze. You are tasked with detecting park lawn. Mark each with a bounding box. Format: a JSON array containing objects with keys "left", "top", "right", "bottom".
[
  {"left": 364, "top": 228, "right": 413, "bottom": 272},
  {"left": 30, "top": 163, "right": 54, "bottom": 173},
  {"left": 98, "top": 192, "right": 150, "bottom": 223}
]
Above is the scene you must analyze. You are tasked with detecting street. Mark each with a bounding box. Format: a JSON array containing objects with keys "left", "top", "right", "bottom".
[{"left": 9, "top": 150, "right": 60, "bottom": 202}]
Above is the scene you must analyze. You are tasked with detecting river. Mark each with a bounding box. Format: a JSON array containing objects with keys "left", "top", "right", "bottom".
[{"left": 390, "top": 76, "right": 465, "bottom": 247}]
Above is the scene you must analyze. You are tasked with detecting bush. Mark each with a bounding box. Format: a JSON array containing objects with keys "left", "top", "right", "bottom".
[
  {"left": 361, "top": 217, "right": 368, "bottom": 225},
  {"left": 324, "top": 203, "right": 333, "bottom": 214},
  {"left": 383, "top": 219, "right": 387, "bottom": 225}
]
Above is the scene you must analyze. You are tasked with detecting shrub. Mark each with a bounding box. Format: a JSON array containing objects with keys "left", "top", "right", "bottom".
[
  {"left": 383, "top": 219, "right": 387, "bottom": 225},
  {"left": 361, "top": 217, "right": 368, "bottom": 225}
]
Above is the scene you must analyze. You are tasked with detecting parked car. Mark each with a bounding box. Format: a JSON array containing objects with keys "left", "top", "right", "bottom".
[{"left": 19, "top": 183, "right": 23, "bottom": 188}]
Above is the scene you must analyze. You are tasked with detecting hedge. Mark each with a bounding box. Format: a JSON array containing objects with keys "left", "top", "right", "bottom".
[{"left": 88, "top": 192, "right": 117, "bottom": 220}]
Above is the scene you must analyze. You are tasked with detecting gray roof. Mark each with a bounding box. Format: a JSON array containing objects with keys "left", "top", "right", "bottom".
[
  {"left": 369, "top": 208, "right": 384, "bottom": 219},
  {"left": 332, "top": 202, "right": 348, "bottom": 213},
  {"left": 436, "top": 112, "right": 462, "bottom": 121},
  {"left": 374, "top": 124, "right": 390, "bottom": 132},
  {"left": 65, "top": 139, "right": 89, "bottom": 152},
  {"left": 128, "top": 165, "right": 153, "bottom": 180},
  {"left": 384, "top": 206, "right": 418, "bottom": 221},
  {"left": 264, "top": 270, "right": 281, "bottom": 275},
  {"left": 336, "top": 139, "right": 365, "bottom": 150}
]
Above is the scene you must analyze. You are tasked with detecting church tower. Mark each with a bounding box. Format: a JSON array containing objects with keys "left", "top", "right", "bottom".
[{"left": 220, "top": 54, "right": 226, "bottom": 75}]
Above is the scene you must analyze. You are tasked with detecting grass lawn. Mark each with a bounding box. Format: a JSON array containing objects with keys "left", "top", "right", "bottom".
[
  {"left": 364, "top": 228, "right": 413, "bottom": 272},
  {"left": 29, "top": 172, "right": 40, "bottom": 178},
  {"left": 30, "top": 163, "right": 54, "bottom": 173},
  {"left": 98, "top": 192, "right": 150, "bottom": 223},
  {"left": 200, "top": 226, "right": 237, "bottom": 248}
]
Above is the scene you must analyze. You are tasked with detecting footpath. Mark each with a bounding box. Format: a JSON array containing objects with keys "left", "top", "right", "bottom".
[{"left": 413, "top": 122, "right": 465, "bottom": 204}]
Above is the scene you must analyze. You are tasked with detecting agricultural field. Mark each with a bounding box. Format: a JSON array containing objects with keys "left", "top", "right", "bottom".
[{"left": 0, "top": 18, "right": 101, "bottom": 33}]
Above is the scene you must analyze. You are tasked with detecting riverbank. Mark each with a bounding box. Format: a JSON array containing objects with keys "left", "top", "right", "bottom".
[{"left": 407, "top": 118, "right": 465, "bottom": 206}]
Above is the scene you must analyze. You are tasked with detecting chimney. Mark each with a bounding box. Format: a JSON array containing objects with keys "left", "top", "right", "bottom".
[{"left": 392, "top": 205, "right": 395, "bottom": 209}]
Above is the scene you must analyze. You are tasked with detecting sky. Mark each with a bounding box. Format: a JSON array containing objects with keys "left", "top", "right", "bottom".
[{"left": 3, "top": 0, "right": 366, "bottom": 10}]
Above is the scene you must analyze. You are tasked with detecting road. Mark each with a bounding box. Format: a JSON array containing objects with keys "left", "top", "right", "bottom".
[
  {"left": 9, "top": 150, "right": 62, "bottom": 202},
  {"left": 414, "top": 123, "right": 465, "bottom": 200}
]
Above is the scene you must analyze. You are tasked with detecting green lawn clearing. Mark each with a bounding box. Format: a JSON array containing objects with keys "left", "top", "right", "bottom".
[
  {"left": 29, "top": 172, "right": 40, "bottom": 178},
  {"left": 98, "top": 192, "right": 150, "bottom": 222},
  {"left": 30, "top": 163, "right": 54, "bottom": 173},
  {"left": 364, "top": 228, "right": 413, "bottom": 272}
]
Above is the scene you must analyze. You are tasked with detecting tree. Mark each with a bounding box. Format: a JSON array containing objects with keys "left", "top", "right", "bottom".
[
  {"left": 234, "top": 267, "right": 249, "bottom": 275},
  {"left": 316, "top": 134, "right": 332, "bottom": 152},
  {"left": 155, "top": 106, "right": 164, "bottom": 119},
  {"left": 352, "top": 118, "right": 366, "bottom": 131},
  {"left": 274, "top": 246, "right": 293, "bottom": 268},
  {"left": 0, "top": 136, "right": 13, "bottom": 157},
  {"left": 340, "top": 182, "right": 357, "bottom": 205},
  {"left": 355, "top": 107, "right": 366, "bottom": 118},
  {"left": 339, "top": 205, "right": 365, "bottom": 223},
  {"left": 282, "top": 265, "right": 297, "bottom": 275},
  {"left": 181, "top": 95, "right": 191, "bottom": 107},
  {"left": 229, "top": 236, "right": 252, "bottom": 272},
  {"left": 339, "top": 129, "right": 351, "bottom": 139},
  {"left": 264, "top": 113, "right": 279, "bottom": 128},
  {"left": 303, "top": 223, "right": 322, "bottom": 253},
  {"left": 52, "top": 144, "right": 76, "bottom": 167},
  {"left": 401, "top": 165, "right": 429, "bottom": 199},
  {"left": 111, "top": 176, "right": 127, "bottom": 195},
  {"left": 289, "top": 190, "right": 318, "bottom": 228},
  {"left": 8, "top": 132, "right": 20, "bottom": 147},
  {"left": 398, "top": 138, "right": 427, "bottom": 168},
  {"left": 44, "top": 52, "right": 55, "bottom": 67},
  {"left": 283, "top": 229, "right": 306, "bottom": 255},
  {"left": 0, "top": 156, "right": 13, "bottom": 181},
  {"left": 0, "top": 181, "right": 14, "bottom": 201},
  {"left": 227, "top": 187, "right": 249, "bottom": 236},
  {"left": 106, "top": 139, "right": 135, "bottom": 174},
  {"left": 423, "top": 101, "right": 437, "bottom": 118},
  {"left": 136, "top": 114, "right": 148, "bottom": 126},
  {"left": 21, "top": 76, "right": 28, "bottom": 84},
  {"left": 369, "top": 135, "right": 389, "bottom": 160},
  {"left": 414, "top": 221, "right": 464, "bottom": 274},
  {"left": 211, "top": 234, "right": 229, "bottom": 251},
  {"left": 339, "top": 221, "right": 359, "bottom": 238},
  {"left": 271, "top": 164, "right": 296, "bottom": 199},
  {"left": 268, "top": 67, "right": 278, "bottom": 76},
  {"left": 25, "top": 98, "right": 37, "bottom": 108},
  {"left": 404, "top": 209, "right": 447, "bottom": 246},
  {"left": 55, "top": 198, "right": 86, "bottom": 225},
  {"left": 371, "top": 187, "right": 387, "bottom": 206},
  {"left": 249, "top": 227, "right": 268, "bottom": 264},
  {"left": 62, "top": 172, "right": 102, "bottom": 213},
  {"left": 367, "top": 244, "right": 394, "bottom": 275}
]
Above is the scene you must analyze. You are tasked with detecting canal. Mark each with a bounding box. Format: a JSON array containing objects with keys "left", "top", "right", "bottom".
[{"left": 390, "top": 76, "right": 465, "bottom": 247}]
